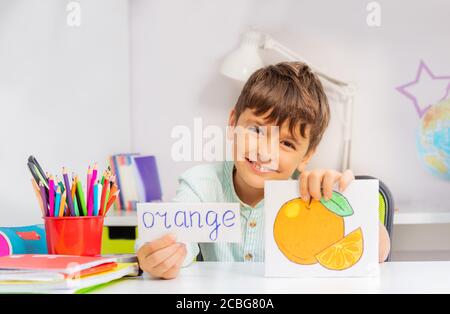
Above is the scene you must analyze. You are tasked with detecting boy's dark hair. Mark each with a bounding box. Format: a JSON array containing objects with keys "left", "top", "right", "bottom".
[{"left": 233, "top": 62, "right": 330, "bottom": 154}]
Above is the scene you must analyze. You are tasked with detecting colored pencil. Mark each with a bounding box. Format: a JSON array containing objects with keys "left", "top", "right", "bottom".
[
  {"left": 63, "top": 167, "right": 75, "bottom": 216},
  {"left": 108, "top": 183, "right": 118, "bottom": 202},
  {"left": 86, "top": 166, "right": 92, "bottom": 209},
  {"left": 56, "top": 176, "right": 65, "bottom": 193},
  {"left": 64, "top": 205, "right": 70, "bottom": 216},
  {"left": 93, "top": 182, "right": 99, "bottom": 216},
  {"left": 104, "top": 184, "right": 111, "bottom": 213},
  {"left": 39, "top": 181, "right": 48, "bottom": 216},
  {"left": 75, "top": 178, "right": 83, "bottom": 216},
  {"left": 99, "top": 175, "right": 109, "bottom": 216},
  {"left": 101, "top": 171, "right": 106, "bottom": 185},
  {"left": 98, "top": 183, "right": 103, "bottom": 215},
  {"left": 70, "top": 176, "right": 79, "bottom": 216},
  {"left": 109, "top": 175, "right": 116, "bottom": 192},
  {"left": 88, "top": 164, "right": 97, "bottom": 216},
  {"left": 104, "top": 190, "right": 120, "bottom": 216},
  {"left": 75, "top": 175, "right": 87, "bottom": 216},
  {"left": 72, "top": 179, "right": 80, "bottom": 217},
  {"left": 49, "top": 176, "right": 55, "bottom": 217},
  {"left": 110, "top": 175, "right": 120, "bottom": 210},
  {"left": 54, "top": 187, "right": 61, "bottom": 218},
  {"left": 31, "top": 179, "right": 45, "bottom": 217},
  {"left": 59, "top": 192, "right": 66, "bottom": 217}
]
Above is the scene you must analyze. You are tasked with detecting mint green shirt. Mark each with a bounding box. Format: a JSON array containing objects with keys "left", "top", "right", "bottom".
[{"left": 173, "top": 161, "right": 264, "bottom": 264}]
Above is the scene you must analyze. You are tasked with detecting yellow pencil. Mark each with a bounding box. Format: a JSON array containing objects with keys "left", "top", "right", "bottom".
[{"left": 59, "top": 192, "right": 66, "bottom": 217}]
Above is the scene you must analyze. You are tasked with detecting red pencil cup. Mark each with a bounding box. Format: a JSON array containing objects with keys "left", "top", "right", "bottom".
[{"left": 44, "top": 216, "right": 104, "bottom": 256}]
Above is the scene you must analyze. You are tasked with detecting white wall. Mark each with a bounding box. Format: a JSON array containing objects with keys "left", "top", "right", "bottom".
[
  {"left": 0, "top": 0, "right": 131, "bottom": 226},
  {"left": 130, "top": 0, "right": 450, "bottom": 211},
  {"left": 1, "top": 0, "right": 448, "bottom": 226}
]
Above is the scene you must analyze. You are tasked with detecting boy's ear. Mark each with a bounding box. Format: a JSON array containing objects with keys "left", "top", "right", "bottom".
[
  {"left": 228, "top": 108, "right": 236, "bottom": 126},
  {"left": 297, "top": 149, "right": 316, "bottom": 172},
  {"left": 227, "top": 108, "right": 237, "bottom": 141}
]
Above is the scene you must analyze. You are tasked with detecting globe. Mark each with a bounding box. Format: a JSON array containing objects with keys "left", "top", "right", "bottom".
[{"left": 416, "top": 99, "right": 450, "bottom": 180}]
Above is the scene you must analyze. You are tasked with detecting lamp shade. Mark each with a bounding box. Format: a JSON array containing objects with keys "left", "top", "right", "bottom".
[{"left": 220, "top": 31, "right": 264, "bottom": 82}]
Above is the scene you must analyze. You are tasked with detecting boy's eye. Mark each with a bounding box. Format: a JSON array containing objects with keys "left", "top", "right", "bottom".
[
  {"left": 248, "top": 126, "right": 264, "bottom": 135},
  {"left": 281, "top": 140, "right": 296, "bottom": 150}
]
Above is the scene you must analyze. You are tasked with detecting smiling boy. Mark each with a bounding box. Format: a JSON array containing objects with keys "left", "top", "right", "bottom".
[{"left": 137, "top": 62, "right": 391, "bottom": 279}]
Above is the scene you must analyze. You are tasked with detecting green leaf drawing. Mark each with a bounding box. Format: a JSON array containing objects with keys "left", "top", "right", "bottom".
[{"left": 320, "top": 191, "right": 354, "bottom": 217}]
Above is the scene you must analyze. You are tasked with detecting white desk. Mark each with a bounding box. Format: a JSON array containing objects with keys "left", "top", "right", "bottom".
[{"left": 93, "top": 261, "right": 450, "bottom": 294}]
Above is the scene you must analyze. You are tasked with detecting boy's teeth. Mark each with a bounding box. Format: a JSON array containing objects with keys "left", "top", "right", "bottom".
[{"left": 252, "top": 162, "right": 273, "bottom": 173}]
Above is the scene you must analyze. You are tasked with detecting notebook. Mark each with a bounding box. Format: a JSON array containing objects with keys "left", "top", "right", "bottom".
[
  {"left": 0, "top": 254, "right": 116, "bottom": 275},
  {"left": 0, "top": 263, "right": 138, "bottom": 294},
  {"left": 0, "top": 262, "right": 118, "bottom": 281}
]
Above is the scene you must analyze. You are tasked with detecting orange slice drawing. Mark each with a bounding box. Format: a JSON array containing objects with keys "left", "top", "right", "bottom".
[{"left": 315, "top": 227, "right": 364, "bottom": 271}]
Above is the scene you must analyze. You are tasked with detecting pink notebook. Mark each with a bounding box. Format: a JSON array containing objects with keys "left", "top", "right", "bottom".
[{"left": 0, "top": 254, "right": 116, "bottom": 275}]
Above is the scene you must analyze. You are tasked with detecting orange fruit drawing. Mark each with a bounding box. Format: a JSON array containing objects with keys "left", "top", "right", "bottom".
[
  {"left": 316, "top": 227, "right": 364, "bottom": 271},
  {"left": 273, "top": 198, "right": 344, "bottom": 265}
]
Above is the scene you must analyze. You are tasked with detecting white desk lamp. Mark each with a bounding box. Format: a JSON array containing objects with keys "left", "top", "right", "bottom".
[{"left": 220, "top": 31, "right": 356, "bottom": 171}]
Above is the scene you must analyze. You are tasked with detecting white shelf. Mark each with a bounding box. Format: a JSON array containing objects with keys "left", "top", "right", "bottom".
[
  {"left": 394, "top": 212, "right": 450, "bottom": 225},
  {"left": 394, "top": 201, "right": 450, "bottom": 225},
  {"left": 104, "top": 210, "right": 138, "bottom": 227}
]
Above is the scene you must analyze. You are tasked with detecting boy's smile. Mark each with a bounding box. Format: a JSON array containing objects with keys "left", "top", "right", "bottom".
[{"left": 244, "top": 157, "right": 279, "bottom": 174}]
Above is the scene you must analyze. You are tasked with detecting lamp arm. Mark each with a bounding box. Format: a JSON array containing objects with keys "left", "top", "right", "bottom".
[{"left": 263, "top": 36, "right": 350, "bottom": 88}]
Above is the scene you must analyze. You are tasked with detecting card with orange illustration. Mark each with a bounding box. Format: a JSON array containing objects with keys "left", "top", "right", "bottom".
[{"left": 264, "top": 180, "right": 379, "bottom": 277}]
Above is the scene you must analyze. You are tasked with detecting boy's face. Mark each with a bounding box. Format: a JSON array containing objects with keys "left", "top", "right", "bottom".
[{"left": 229, "top": 108, "right": 314, "bottom": 190}]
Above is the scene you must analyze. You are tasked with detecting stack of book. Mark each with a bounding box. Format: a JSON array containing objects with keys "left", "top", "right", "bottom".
[
  {"left": 0, "top": 254, "right": 139, "bottom": 294},
  {"left": 109, "top": 154, "right": 162, "bottom": 211}
]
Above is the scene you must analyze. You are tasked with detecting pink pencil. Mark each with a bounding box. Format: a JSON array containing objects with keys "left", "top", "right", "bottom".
[
  {"left": 88, "top": 164, "right": 98, "bottom": 216},
  {"left": 86, "top": 166, "right": 92, "bottom": 214},
  {"left": 48, "top": 175, "right": 55, "bottom": 217}
]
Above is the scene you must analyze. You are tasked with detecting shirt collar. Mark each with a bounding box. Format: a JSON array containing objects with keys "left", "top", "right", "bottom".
[{"left": 223, "top": 161, "right": 265, "bottom": 210}]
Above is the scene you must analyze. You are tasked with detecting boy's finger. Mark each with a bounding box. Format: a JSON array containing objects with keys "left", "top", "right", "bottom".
[
  {"left": 338, "top": 169, "right": 355, "bottom": 192},
  {"left": 160, "top": 266, "right": 180, "bottom": 280},
  {"left": 161, "top": 250, "right": 186, "bottom": 279},
  {"left": 308, "top": 170, "right": 325, "bottom": 200},
  {"left": 146, "top": 243, "right": 182, "bottom": 268},
  {"left": 322, "top": 170, "right": 339, "bottom": 200},
  {"left": 153, "top": 245, "right": 187, "bottom": 275},
  {"left": 138, "top": 233, "right": 177, "bottom": 257},
  {"left": 300, "top": 171, "right": 310, "bottom": 201}
]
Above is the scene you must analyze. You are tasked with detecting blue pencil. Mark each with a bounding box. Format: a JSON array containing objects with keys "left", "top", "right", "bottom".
[
  {"left": 93, "top": 182, "right": 99, "bottom": 216},
  {"left": 54, "top": 187, "right": 61, "bottom": 217}
]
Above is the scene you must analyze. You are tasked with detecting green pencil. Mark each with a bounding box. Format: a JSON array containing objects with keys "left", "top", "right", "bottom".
[
  {"left": 101, "top": 171, "right": 105, "bottom": 185},
  {"left": 75, "top": 176, "right": 87, "bottom": 216},
  {"left": 70, "top": 176, "right": 80, "bottom": 216},
  {"left": 56, "top": 177, "right": 65, "bottom": 193},
  {"left": 73, "top": 190, "right": 80, "bottom": 216}
]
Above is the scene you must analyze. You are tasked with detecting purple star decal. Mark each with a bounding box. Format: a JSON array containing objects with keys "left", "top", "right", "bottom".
[{"left": 396, "top": 60, "right": 450, "bottom": 118}]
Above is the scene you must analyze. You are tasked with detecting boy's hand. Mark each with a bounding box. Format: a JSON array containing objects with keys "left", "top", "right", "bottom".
[
  {"left": 137, "top": 233, "right": 187, "bottom": 280},
  {"left": 300, "top": 169, "right": 354, "bottom": 201}
]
